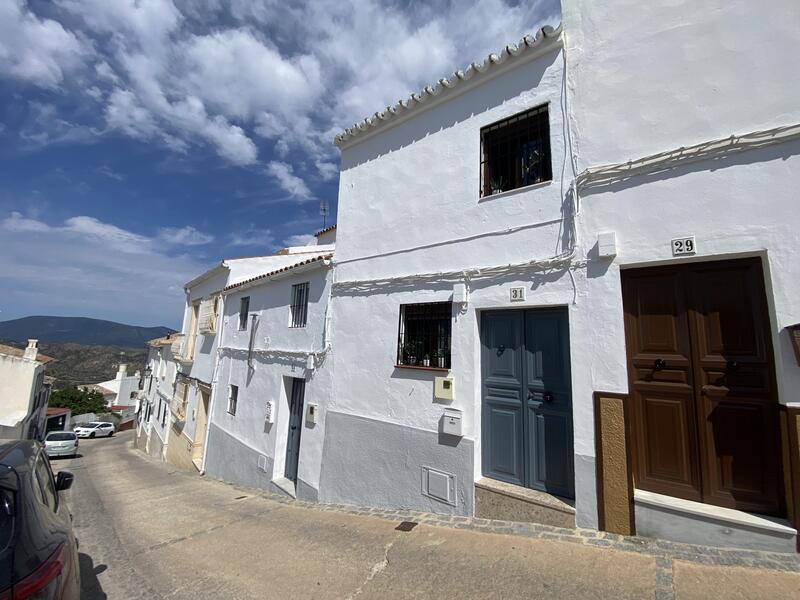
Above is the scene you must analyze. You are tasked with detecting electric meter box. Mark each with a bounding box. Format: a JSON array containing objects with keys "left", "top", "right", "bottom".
[
  {"left": 434, "top": 376, "right": 455, "bottom": 401},
  {"left": 442, "top": 408, "right": 462, "bottom": 436}
]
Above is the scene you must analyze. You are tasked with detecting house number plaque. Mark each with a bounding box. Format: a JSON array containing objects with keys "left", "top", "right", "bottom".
[
  {"left": 510, "top": 287, "right": 526, "bottom": 302},
  {"left": 671, "top": 236, "right": 696, "bottom": 256}
]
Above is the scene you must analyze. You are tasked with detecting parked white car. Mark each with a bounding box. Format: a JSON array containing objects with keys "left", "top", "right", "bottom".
[
  {"left": 44, "top": 431, "right": 80, "bottom": 458},
  {"left": 74, "top": 422, "right": 115, "bottom": 438}
]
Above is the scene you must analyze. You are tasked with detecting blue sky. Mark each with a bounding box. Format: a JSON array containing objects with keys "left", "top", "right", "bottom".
[{"left": 0, "top": 0, "right": 558, "bottom": 328}]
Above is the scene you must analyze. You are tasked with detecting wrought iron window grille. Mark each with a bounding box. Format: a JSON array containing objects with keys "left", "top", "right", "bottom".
[
  {"left": 396, "top": 302, "right": 452, "bottom": 369},
  {"left": 480, "top": 104, "right": 552, "bottom": 197},
  {"left": 290, "top": 282, "right": 310, "bottom": 328},
  {"left": 238, "top": 296, "right": 250, "bottom": 331}
]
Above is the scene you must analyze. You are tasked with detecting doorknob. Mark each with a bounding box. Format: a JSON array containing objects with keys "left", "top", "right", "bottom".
[
  {"left": 726, "top": 360, "right": 739, "bottom": 372},
  {"left": 543, "top": 392, "right": 554, "bottom": 403},
  {"left": 654, "top": 358, "right": 666, "bottom": 371}
]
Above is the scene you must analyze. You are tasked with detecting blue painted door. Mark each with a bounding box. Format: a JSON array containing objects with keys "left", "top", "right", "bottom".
[
  {"left": 481, "top": 308, "right": 574, "bottom": 498},
  {"left": 284, "top": 378, "right": 305, "bottom": 483}
]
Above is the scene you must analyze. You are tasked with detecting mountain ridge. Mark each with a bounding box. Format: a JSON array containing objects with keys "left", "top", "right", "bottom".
[{"left": 0, "top": 316, "right": 174, "bottom": 347}]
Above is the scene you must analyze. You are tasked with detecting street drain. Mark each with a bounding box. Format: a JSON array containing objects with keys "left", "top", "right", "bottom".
[{"left": 395, "top": 521, "right": 418, "bottom": 532}]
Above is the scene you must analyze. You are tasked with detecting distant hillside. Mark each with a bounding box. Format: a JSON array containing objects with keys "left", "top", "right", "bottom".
[
  {"left": 0, "top": 316, "right": 173, "bottom": 347},
  {"left": 0, "top": 340, "right": 147, "bottom": 390}
]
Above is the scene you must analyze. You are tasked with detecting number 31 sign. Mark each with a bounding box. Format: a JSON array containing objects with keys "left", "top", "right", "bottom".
[{"left": 671, "top": 236, "right": 696, "bottom": 256}]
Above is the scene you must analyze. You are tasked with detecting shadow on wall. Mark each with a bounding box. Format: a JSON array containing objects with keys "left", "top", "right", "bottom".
[
  {"left": 340, "top": 50, "right": 560, "bottom": 169},
  {"left": 79, "top": 552, "right": 107, "bottom": 600}
]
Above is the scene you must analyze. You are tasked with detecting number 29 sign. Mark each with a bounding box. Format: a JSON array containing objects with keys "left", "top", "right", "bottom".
[{"left": 671, "top": 236, "right": 696, "bottom": 256}]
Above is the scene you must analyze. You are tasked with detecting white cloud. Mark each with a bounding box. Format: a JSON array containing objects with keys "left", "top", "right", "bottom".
[
  {"left": 0, "top": 210, "right": 209, "bottom": 325},
  {"left": 266, "top": 161, "right": 312, "bottom": 200},
  {"left": 283, "top": 233, "right": 315, "bottom": 247},
  {"left": 158, "top": 225, "right": 214, "bottom": 246},
  {"left": 0, "top": 0, "right": 91, "bottom": 88},
  {"left": 228, "top": 227, "right": 275, "bottom": 248}
]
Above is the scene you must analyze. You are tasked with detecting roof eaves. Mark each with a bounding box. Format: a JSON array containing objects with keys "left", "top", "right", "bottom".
[
  {"left": 314, "top": 224, "right": 337, "bottom": 237},
  {"left": 183, "top": 261, "right": 229, "bottom": 290},
  {"left": 223, "top": 253, "right": 333, "bottom": 293},
  {"left": 333, "top": 24, "right": 562, "bottom": 148}
]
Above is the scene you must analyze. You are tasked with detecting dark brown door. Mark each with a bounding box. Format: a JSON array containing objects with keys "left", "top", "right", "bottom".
[{"left": 622, "top": 258, "right": 782, "bottom": 515}]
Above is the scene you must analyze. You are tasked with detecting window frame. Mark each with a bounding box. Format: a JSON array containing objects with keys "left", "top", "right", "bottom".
[
  {"left": 479, "top": 103, "right": 552, "bottom": 198},
  {"left": 238, "top": 296, "right": 250, "bottom": 331},
  {"left": 396, "top": 302, "right": 452, "bottom": 371},
  {"left": 289, "top": 282, "right": 310, "bottom": 328},
  {"left": 227, "top": 384, "right": 239, "bottom": 416}
]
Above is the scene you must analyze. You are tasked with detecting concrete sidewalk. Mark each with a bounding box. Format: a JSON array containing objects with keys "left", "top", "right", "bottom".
[{"left": 59, "top": 431, "right": 800, "bottom": 599}]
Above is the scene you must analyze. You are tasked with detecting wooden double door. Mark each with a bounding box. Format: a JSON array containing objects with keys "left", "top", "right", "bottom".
[{"left": 622, "top": 258, "right": 782, "bottom": 515}]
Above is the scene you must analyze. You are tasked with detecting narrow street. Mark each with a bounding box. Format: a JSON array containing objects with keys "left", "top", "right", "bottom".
[{"left": 53, "top": 431, "right": 800, "bottom": 599}]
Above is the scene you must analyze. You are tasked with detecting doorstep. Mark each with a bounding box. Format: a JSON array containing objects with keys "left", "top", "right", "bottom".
[
  {"left": 271, "top": 477, "right": 297, "bottom": 499},
  {"left": 475, "top": 478, "right": 576, "bottom": 528},
  {"left": 634, "top": 489, "right": 797, "bottom": 554}
]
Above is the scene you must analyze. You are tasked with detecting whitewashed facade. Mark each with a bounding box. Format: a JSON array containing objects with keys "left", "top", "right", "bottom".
[
  {"left": 203, "top": 248, "right": 334, "bottom": 501},
  {"left": 319, "top": 2, "right": 800, "bottom": 552},
  {"left": 0, "top": 340, "right": 52, "bottom": 440}
]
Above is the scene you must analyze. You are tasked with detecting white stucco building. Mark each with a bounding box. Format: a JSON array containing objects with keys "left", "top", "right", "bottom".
[
  {"left": 318, "top": 1, "right": 800, "bottom": 553},
  {"left": 81, "top": 363, "right": 141, "bottom": 409},
  {"left": 0, "top": 340, "right": 54, "bottom": 440},
  {"left": 203, "top": 241, "right": 335, "bottom": 500}
]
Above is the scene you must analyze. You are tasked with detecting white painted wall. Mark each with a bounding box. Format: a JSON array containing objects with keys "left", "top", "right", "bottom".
[
  {"left": 207, "top": 261, "right": 333, "bottom": 494},
  {"left": 0, "top": 353, "right": 44, "bottom": 438}
]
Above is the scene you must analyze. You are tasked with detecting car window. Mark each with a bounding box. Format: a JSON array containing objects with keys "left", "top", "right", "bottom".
[
  {"left": 46, "top": 432, "right": 76, "bottom": 441},
  {"left": 34, "top": 454, "right": 58, "bottom": 512}
]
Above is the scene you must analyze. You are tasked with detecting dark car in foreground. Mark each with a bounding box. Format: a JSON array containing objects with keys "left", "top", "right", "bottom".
[{"left": 0, "top": 439, "right": 79, "bottom": 600}]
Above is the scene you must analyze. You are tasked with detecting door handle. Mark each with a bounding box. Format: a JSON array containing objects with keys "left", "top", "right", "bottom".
[
  {"left": 654, "top": 358, "right": 666, "bottom": 371},
  {"left": 543, "top": 392, "right": 554, "bottom": 403},
  {"left": 726, "top": 360, "right": 739, "bottom": 372}
]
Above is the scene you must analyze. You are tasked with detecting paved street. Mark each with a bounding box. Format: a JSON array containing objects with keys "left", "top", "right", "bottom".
[{"left": 52, "top": 431, "right": 800, "bottom": 599}]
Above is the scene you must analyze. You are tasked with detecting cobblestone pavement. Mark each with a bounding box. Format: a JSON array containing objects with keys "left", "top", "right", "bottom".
[{"left": 58, "top": 431, "right": 800, "bottom": 599}]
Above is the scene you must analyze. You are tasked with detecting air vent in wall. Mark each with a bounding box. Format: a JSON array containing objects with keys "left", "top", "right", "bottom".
[
  {"left": 421, "top": 466, "right": 456, "bottom": 506},
  {"left": 257, "top": 455, "right": 268, "bottom": 473}
]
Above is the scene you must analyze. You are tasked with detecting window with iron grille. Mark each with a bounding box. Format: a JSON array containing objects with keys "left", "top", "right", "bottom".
[
  {"left": 480, "top": 104, "right": 551, "bottom": 197},
  {"left": 396, "top": 302, "right": 452, "bottom": 369},
  {"left": 228, "top": 384, "right": 238, "bottom": 416},
  {"left": 238, "top": 296, "right": 250, "bottom": 331},
  {"left": 290, "top": 282, "right": 309, "bottom": 328}
]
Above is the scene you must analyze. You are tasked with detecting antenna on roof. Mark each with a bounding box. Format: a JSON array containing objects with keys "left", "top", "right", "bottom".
[{"left": 319, "top": 199, "right": 329, "bottom": 228}]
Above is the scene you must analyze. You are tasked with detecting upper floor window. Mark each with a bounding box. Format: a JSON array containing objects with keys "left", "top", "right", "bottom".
[
  {"left": 238, "top": 296, "right": 250, "bottom": 331},
  {"left": 480, "top": 104, "right": 551, "bottom": 197},
  {"left": 396, "top": 302, "right": 452, "bottom": 369},
  {"left": 290, "top": 283, "right": 309, "bottom": 328},
  {"left": 228, "top": 384, "right": 239, "bottom": 416}
]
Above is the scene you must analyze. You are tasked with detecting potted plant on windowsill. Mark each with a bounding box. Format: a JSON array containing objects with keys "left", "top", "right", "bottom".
[
  {"left": 489, "top": 177, "right": 504, "bottom": 195},
  {"left": 435, "top": 348, "right": 447, "bottom": 368},
  {"left": 422, "top": 354, "right": 430, "bottom": 367},
  {"left": 403, "top": 342, "right": 418, "bottom": 366}
]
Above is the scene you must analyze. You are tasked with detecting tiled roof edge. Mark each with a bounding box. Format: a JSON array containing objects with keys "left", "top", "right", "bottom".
[
  {"left": 333, "top": 24, "right": 562, "bottom": 147},
  {"left": 223, "top": 253, "right": 333, "bottom": 292}
]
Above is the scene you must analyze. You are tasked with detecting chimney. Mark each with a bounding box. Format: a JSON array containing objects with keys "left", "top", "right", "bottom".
[
  {"left": 116, "top": 363, "right": 128, "bottom": 379},
  {"left": 24, "top": 339, "right": 39, "bottom": 361}
]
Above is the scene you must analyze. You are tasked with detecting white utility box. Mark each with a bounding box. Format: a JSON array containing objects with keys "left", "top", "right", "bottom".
[
  {"left": 264, "top": 400, "right": 274, "bottom": 424},
  {"left": 442, "top": 408, "right": 462, "bottom": 436},
  {"left": 306, "top": 402, "right": 319, "bottom": 425},
  {"left": 597, "top": 231, "right": 617, "bottom": 258},
  {"left": 435, "top": 376, "right": 455, "bottom": 401}
]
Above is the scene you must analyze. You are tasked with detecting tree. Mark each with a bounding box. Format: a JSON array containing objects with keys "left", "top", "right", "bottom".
[{"left": 49, "top": 386, "right": 108, "bottom": 416}]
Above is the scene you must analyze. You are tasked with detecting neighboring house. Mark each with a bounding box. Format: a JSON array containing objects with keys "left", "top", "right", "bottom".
[
  {"left": 79, "top": 364, "right": 141, "bottom": 408},
  {"left": 203, "top": 247, "right": 334, "bottom": 500},
  {"left": 45, "top": 407, "right": 72, "bottom": 434},
  {"left": 323, "top": 2, "right": 800, "bottom": 554},
  {"left": 0, "top": 340, "right": 55, "bottom": 440},
  {"left": 135, "top": 334, "right": 180, "bottom": 458}
]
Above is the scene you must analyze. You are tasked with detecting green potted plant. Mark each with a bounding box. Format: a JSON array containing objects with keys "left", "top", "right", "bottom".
[
  {"left": 403, "top": 342, "right": 417, "bottom": 365},
  {"left": 489, "top": 176, "right": 504, "bottom": 195},
  {"left": 422, "top": 354, "right": 430, "bottom": 367},
  {"left": 435, "top": 348, "right": 447, "bottom": 368}
]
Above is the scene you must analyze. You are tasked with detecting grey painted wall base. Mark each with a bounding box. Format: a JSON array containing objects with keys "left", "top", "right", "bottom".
[
  {"left": 296, "top": 477, "right": 319, "bottom": 502},
  {"left": 574, "top": 454, "right": 598, "bottom": 529},
  {"left": 634, "top": 489, "right": 797, "bottom": 553},
  {"left": 319, "top": 411, "right": 474, "bottom": 516},
  {"left": 204, "top": 423, "right": 276, "bottom": 492}
]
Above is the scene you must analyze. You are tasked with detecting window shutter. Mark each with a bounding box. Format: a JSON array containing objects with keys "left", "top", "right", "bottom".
[{"left": 198, "top": 297, "right": 217, "bottom": 334}]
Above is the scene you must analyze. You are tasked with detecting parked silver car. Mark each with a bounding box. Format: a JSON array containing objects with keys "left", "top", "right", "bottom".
[
  {"left": 74, "top": 422, "right": 115, "bottom": 438},
  {"left": 44, "top": 431, "right": 79, "bottom": 458}
]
